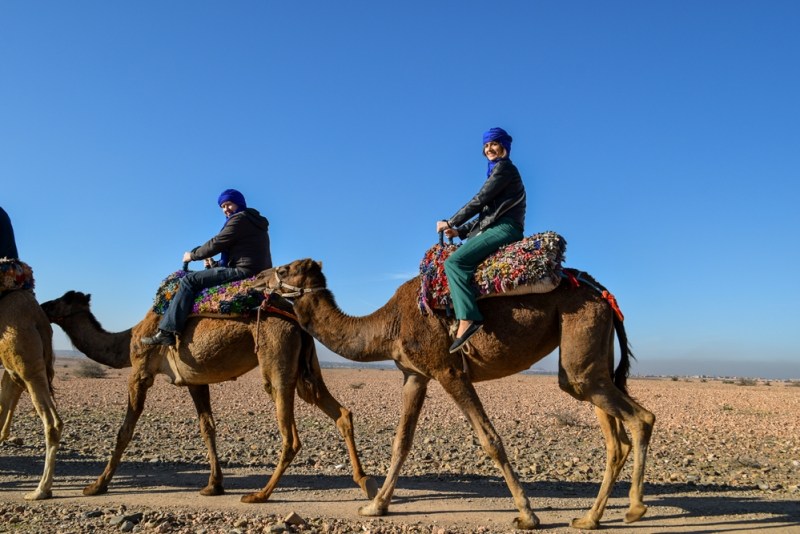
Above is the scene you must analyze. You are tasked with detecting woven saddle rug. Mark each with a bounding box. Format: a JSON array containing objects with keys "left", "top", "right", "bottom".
[
  {"left": 0, "top": 258, "right": 35, "bottom": 295},
  {"left": 418, "top": 230, "right": 566, "bottom": 313},
  {"left": 152, "top": 271, "right": 268, "bottom": 318}
]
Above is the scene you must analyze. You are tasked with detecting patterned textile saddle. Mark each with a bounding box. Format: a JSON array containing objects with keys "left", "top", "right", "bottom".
[
  {"left": 0, "top": 258, "right": 35, "bottom": 296},
  {"left": 418, "top": 230, "right": 566, "bottom": 313},
  {"left": 152, "top": 270, "right": 271, "bottom": 318}
]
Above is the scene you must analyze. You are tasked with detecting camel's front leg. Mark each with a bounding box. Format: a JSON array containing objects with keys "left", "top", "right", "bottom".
[
  {"left": 23, "top": 372, "right": 63, "bottom": 501},
  {"left": 188, "top": 385, "right": 224, "bottom": 496},
  {"left": 359, "top": 372, "right": 429, "bottom": 518},
  {"left": 241, "top": 383, "right": 301, "bottom": 503},
  {"left": 437, "top": 368, "right": 540, "bottom": 530},
  {"left": 84, "top": 368, "right": 154, "bottom": 496}
]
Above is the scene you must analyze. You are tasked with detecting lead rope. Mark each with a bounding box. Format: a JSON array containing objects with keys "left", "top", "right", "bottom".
[{"left": 254, "top": 304, "right": 263, "bottom": 355}]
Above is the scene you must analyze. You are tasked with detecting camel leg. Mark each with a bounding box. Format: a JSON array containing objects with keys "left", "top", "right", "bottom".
[
  {"left": 570, "top": 407, "right": 631, "bottom": 529},
  {"left": 241, "top": 381, "right": 301, "bottom": 503},
  {"left": 0, "top": 372, "right": 24, "bottom": 441},
  {"left": 22, "top": 372, "right": 63, "bottom": 501},
  {"left": 300, "top": 366, "right": 377, "bottom": 499},
  {"left": 187, "top": 385, "right": 224, "bottom": 496},
  {"left": 564, "top": 383, "right": 654, "bottom": 528},
  {"left": 359, "top": 372, "right": 429, "bottom": 518},
  {"left": 84, "top": 368, "right": 155, "bottom": 496},
  {"left": 436, "top": 368, "right": 540, "bottom": 530}
]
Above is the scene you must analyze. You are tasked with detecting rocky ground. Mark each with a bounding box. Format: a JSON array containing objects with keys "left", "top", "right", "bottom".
[{"left": 0, "top": 360, "right": 798, "bottom": 533}]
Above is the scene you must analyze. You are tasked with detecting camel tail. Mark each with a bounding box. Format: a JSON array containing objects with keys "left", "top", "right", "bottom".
[
  {"left": 295, "top": 330, "right": 325, "bottom": 404},
  {"left": 612, "top": 314, "right": 635, "bottom": 395}
]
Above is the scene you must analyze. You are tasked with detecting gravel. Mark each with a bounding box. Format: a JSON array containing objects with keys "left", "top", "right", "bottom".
[{"left": 0, "top": 361, "right": 798, "bottom": 533}]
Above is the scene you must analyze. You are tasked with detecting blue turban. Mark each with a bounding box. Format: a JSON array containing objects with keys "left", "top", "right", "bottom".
[
  {"left": 217, "top": 189, "right": 247, "bottom": 210},
  {"left": 482, "top": 127, "right": 513, "bottom": 176},
  {"left": 482, "top": 127, "right": 513, "bottom": 156}
]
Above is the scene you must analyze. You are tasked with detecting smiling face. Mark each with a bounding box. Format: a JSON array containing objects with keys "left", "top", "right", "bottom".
[
  {"left": 220, "top": 201, "right": 239, "bottom": 218},
  {"left": 483, "top": 140, "right": 507, "bottom": 161}
]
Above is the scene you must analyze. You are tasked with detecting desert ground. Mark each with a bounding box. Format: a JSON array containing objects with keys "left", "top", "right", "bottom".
[{"left": 1, "top": 358, "right": 798, "bottom": 533}]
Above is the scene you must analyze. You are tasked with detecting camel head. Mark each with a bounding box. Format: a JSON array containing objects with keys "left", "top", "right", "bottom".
[
  {"left": 266, "top": 259, "right": 327, "bottom": 298},
  {"left": 40, "top": 290, "right": 92, "bottom": 326}
]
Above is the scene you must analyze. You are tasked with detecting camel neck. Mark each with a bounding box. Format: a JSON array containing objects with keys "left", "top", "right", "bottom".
[
  {"left": 58, "top": 313, "right": 133, "bottom": 369},
  {"left": 293, "top": 290, "right": 395, "bottom": 363}
]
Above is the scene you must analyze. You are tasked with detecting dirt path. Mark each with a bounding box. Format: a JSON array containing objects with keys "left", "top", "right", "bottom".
[{"left": 1, "top": 364, "right": 798, "bottom": 532}]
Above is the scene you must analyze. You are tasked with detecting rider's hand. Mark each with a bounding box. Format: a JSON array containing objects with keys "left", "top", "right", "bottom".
[
  {"left": 182, "top": 251, "right": 193, "bottom": 263},
  {"left": 436, "top": 220, "right": 450, "bottom": 233},
  {"left": 443, "top": 228, "right": 459, "bottom": 239}
]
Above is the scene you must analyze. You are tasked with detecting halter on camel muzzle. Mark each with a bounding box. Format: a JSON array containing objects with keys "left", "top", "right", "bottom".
[{"left": 268, "top": 270, "right": 325, "bottom": 299}]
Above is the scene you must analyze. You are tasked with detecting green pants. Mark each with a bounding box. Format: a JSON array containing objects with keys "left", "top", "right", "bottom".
[{"left": 444, "top": 219, "right": 523, "bottom": 322}]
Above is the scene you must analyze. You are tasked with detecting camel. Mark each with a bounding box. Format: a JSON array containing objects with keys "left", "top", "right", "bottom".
[
  {"left": 0, "top": 289, "right": 63, "bottom": 500},
  {"left": 261, "top": 259, "right": 656, "bottom": 530},
  {"left": 40, "top": 290, "right": 377, "bottom": 502}
]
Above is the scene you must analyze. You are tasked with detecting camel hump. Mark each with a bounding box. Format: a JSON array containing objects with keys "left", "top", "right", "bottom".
[
  {"left": 0, "top": 258, "right": 35, "bottom": 294},
  {"left": 418, "top": 231, "right": 566, "bottom": 313}
]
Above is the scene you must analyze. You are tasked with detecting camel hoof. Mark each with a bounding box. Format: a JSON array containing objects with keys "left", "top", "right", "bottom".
[
  {"left": 513, "top": 514, "right": 540, "bottom": 530},
  {"left": 199, "top": 484, "right": 225, "bottom": 496},
  {"left": 24, "top": 489, "right": 52, "bottom": 501},
  {"left": 358, "top": 502, "right": 387, "bottom": 517},
  {"left": 360, "top": 476, "right": 379, "bottom": 500},
  {"left": 83, "top": 484, "right": 108, "bottom": 496},
  {"left": 241, "top": 492, "right": 269, "bottom": 504},
  {"left": 624, "top": 503, "right": 647, "bottom": 523},
  {"left": 570, "top": 516, "right": 599, "bottom": 530}
]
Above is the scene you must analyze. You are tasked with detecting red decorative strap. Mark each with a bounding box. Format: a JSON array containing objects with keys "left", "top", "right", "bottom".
[
  {"left": 566, "top": 270, "right": 580, "bottom": 288},
  {"left": 602, "top": 290, "right": 625, "bottom": 322}
]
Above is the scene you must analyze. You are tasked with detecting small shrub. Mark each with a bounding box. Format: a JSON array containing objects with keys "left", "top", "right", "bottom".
[
  {"left": 349, "top": 382, "right": 365, "bottom": 390},
  {"left": 736, "top": 378, "right": 757, "bottom": 387},
  {"left": 670, "top": 376, "right": 679, "bottom": 381},
  {"left": 789, "top": 381, "right": 800, "bottom": 388},
  {"left": 722, "top": 404, "right": 734, "bottom": 412},
  {"left": 74, "top": 360, "right": 107, "bottom": 379},
  {"left": 553, "top": 411, "right": 581, "bottom": 428}
]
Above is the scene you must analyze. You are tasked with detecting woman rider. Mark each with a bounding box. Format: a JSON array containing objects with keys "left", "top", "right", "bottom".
[{"left": 435, "top": 127, "right": 526, "bottom": 353}]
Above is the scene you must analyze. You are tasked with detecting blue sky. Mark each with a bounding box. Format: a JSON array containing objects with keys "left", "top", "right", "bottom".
[{"left": 2, "top": 2, "right": 798, "bottom": 379}]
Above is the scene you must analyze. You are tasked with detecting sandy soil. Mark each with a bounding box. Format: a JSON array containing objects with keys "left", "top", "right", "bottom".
[{"left": 1, "top": 360, "right": 798, "bottom": 533}]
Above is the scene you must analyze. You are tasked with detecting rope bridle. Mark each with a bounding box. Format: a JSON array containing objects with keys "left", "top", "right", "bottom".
[{"left": 269, "top": 270, "right": 326, "bottom": 298}]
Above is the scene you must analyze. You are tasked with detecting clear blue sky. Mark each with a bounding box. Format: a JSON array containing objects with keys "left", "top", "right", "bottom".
[{"left": 2, "top": 2, "right": 798, "bottom": 379}]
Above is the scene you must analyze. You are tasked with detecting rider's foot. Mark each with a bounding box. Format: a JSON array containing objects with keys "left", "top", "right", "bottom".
[
  {"left": 449, "top": 321, "right": 483, "bottom": 353},
  {"left": 141, "top": 330, "right": 176, "bottom": 346}
]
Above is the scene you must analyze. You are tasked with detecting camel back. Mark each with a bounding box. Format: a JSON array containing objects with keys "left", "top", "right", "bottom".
[
  {"left": 0, "top": 258, "right": 34, "bottom": 296},
  {"left": 418, "top": 230, "right": 566, "bottom": 313}
]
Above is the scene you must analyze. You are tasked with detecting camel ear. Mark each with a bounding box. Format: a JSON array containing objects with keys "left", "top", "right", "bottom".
[{"left": 316, "top": 261, "right": 323, "bottom": 270}]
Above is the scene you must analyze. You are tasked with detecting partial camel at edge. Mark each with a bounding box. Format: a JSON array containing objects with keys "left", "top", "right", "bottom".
[
  {"left": 40, "top": 290, "right": 377, "bottom": 502},
  {"left": 0, "top": 289, "right": 63, "bottom": 500},
  {"left": 261, "top": 259, "right": 656, "bottom": 531}
]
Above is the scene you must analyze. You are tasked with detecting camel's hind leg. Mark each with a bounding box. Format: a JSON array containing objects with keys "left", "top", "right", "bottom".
[
  {"left": 359, "top": 371, "right": 430, "bottom": 518},
  {"left": 436, "top": 368, "right": 540, "bottom": 530},
  {"left": 0, "top": 371, "right": 24, "bottom": 441},
  {"left": 296, "top": 342, "right": 377, "bottom": 499},
  {"left": 187, "top": 385, "right": 224, "bottom": 496},
  {"left": 560, "top": 375, "right": 654, "bottom": 529},
  {"left": 84, "top": 366, "right": 155, "bottom": 496},
  {"left": 241, "top": 377, "right": 301, "bottom": 503},
  {"left": 21, "top": 371, "right": 62, "bottom": 501},
  {"left": 570, "top": 407, "right": 631, "bottom": 529}
]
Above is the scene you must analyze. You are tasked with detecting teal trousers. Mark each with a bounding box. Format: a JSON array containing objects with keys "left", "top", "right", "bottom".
[{"left": 444, "top": 219, "right": 523, "bottom": 322}]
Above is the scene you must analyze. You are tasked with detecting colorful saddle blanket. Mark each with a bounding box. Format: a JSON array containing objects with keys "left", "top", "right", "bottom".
[
  {"left": 152, "top": 271, "right": 265, "bottom": 317},
  {"left": 0, "top": 258, "right": 35, "bottom": 294},
  {"left": 418, "top": 231, "right": 566, "bottom": 313}
]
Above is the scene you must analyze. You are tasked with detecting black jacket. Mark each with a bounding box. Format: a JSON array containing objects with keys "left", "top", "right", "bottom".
[
  {"left": 447, "top": 160, "right": 526, "bottom": 239},
  {"left": 190, "top": 208, "right": 271, "bottom": 276}
]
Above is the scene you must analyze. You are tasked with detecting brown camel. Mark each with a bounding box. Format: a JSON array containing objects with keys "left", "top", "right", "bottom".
[
  {"left": 0, "top": 289, "right": 63, "bottom": 500},
  {"left": 262, "top": 259, "right": 656, "bottom": 530},
  {"left": 40, "top": 290, "right": 377, "bottom": 502}
]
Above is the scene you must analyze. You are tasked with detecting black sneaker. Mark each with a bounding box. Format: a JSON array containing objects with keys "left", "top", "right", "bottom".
[
  {"left": 141, "top": 330, "right": 176, "bottom": 346},
  {"left": 448, "top": 321, "right": 483, "bottom": 353}
]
